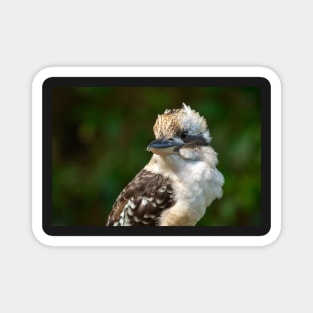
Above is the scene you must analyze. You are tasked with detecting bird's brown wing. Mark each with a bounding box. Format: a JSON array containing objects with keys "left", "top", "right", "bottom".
[{"left": 106, "top": 169, "right": 176, "bottom": 226}]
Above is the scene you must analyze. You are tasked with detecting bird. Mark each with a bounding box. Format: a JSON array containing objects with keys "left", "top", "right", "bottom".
[{"left": 106, "top": 103, "right": 224, "bottom": 226}]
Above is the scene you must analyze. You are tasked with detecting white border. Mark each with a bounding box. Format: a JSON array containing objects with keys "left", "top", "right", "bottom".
[{"left": 32, "top": 67, "right": 281, "bottom": 246}]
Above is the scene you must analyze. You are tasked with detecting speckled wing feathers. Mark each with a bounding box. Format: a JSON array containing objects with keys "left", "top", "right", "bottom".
[{"left": 106, "top": 170, "right": 176, "bottom": 226}]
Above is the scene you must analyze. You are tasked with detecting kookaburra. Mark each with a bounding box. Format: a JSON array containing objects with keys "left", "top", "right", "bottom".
[{"left": 106, "top": 103, "right": 224, "bottom": 226}]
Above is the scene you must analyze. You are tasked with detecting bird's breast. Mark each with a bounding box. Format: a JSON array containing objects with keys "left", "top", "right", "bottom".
[{"left": 159, "top": 161, "right": 224, "bottom": 226}]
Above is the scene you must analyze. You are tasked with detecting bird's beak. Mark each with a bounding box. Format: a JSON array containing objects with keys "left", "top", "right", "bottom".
[{"left": 147, "top": 138, "right": 181, "bottom": 155}]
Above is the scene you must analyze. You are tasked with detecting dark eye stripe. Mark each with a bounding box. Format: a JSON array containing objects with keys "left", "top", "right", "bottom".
[
  {"left": 181, "top": 131, "right": 188, "bottom": 138},
  {"left": 182, "top": 134, "right": 209, "bottom": 146}
]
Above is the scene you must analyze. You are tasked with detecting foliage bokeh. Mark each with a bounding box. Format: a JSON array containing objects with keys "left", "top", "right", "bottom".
[{"left": 52, "top": 86, "right": 261, "bottom": 226}]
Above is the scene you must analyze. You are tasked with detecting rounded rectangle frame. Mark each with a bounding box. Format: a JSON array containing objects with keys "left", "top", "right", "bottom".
[{"left": 32, "top": 67, "right": 281, "bottom": 246}]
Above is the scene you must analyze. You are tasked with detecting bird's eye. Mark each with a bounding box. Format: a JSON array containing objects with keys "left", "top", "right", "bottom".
[{"left": 181, "top": 131, "right": 188, "bottom": 138}]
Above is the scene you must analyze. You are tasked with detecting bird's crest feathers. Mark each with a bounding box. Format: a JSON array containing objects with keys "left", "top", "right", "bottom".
[{"left": 154, "top": 103, "right": 211, "bottom": 142}]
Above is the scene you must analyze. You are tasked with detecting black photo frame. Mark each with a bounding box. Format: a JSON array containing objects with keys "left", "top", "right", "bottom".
[{"left": 42, "top": 76, "right": 271, "bottom": 237}]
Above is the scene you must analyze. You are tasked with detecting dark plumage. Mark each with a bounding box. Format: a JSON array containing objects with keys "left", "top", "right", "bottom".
[{"left": 106, "top": 170, "right": 176, "bottom": 226}]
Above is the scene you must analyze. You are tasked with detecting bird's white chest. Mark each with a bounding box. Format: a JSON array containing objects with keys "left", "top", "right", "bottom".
[
  {"left": 160, "top": 161, "right": 223, "bottom": 226},
  {"left": 145, "top": 151, "right": 224, "bottom": 226}
]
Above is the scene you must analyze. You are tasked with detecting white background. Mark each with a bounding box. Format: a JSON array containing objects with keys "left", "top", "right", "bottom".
[{"left": 0, "top": 1, "right": 311, "bottom": 312}]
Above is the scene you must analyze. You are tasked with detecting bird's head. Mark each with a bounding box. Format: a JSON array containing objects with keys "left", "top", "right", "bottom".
[{"left": 147, "top": 103, "right": 212, "bottom": 160}]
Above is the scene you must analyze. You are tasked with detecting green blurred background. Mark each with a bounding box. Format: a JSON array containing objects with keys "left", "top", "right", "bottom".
[{"left": 52, "top": 86, "right": 261, "bottom": 226}]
